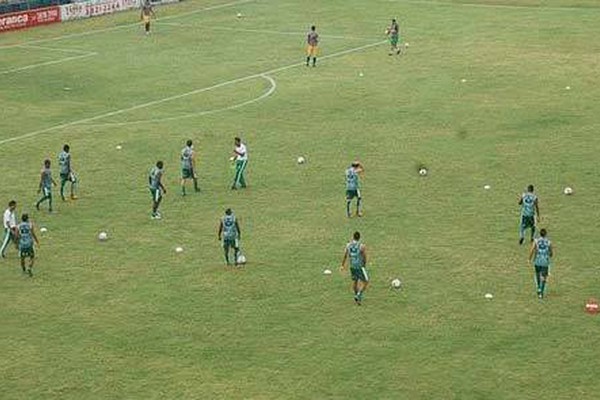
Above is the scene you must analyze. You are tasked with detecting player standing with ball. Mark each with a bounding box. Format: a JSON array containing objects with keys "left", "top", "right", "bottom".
[
  {"left": 340, "top": 231, "right": 369, "bottom": 305},
  {"left": 386, "top": 18, "right": 401, "bottom": 56},
  {"left": 218, "top": 208, "right": 241, "bottom": 266}
]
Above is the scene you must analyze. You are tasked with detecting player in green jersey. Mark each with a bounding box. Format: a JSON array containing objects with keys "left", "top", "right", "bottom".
[
  {"left": 180, "top": 139, "right": 200, "bottom": 195},
  {"left": 148, "top": 161, "right": 166, "bottom": 219},
  {"left": 528, "top": 228, "right": 553, "bottom": 299},
  {"left": 345, "top": 161, "right": 364, "bottom": 217},
  {"left": 36, "top": 159, "right": 57, "bottom": 213},
  {"left": 518, "top": 184, "right": 540, "bottom": 245},
  {"left": 386, "top": 18, "right": 401, "bottom": 55},
  {"left": 218, "top": 208, "right": 241, "bottom": 266},
  {"left": 340, "top": 231, "right": 369, "bottom": 305},
  {"left": 16, "top": 213, "right": 39, "bottom": 277},
  {"left": 58, "top": 144, "right": 78, "bottom": 201}
]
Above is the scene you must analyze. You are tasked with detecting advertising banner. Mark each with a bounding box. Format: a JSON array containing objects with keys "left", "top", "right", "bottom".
[
  {"left": 0, "top": 6, "right": 61, "bottom": 33},
  {"left": 60, "top": 0, "right": 140, "bottom": 22}
]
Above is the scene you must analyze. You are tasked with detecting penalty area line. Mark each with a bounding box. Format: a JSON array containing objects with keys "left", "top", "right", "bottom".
[
  {"left": 0, "top": 52, "right": 98, "bottom": 75},
  {"left": 84, "top": 75, "right": 277, "bottom": 127},
  {"left": 0, "top": 40, "right": 386, "bottom": 145}
]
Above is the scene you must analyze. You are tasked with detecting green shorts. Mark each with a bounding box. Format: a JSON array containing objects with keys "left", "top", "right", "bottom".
[
  {"left": 346, "top": 189, "right": 361, "bottom": 200},
  {"left": 149, "top": 188, "right": 162, "bottom": 202},
  {"left": 181, "top": 168, "right": 194, "bottom": 179},
  {"left": 535, "top": 265, "right": 549, "bottom": 277},
  {"left": 521, "top": 215, "right": 535, "bottom": 229},
  {"left": 223, "top": 237, "right": 239, "bottom": 249},
  {"left": 389, "top": 34, "right": 399, "bottom": 46},
  {"left": 60, "top": 172, "right": 75, "bottom": 183},
  {"left": 19, "top": 246, "right": 34, "bottom": 258},
  {"left": 350, "top": 267, "right": 369, "bottom": 282}
]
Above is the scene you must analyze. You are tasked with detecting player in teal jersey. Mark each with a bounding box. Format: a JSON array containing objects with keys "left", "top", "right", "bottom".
[
  {"left": 180, "top": 139, "right": 200, "bottom": 195},
  {"left": 217, "top": 208, "right": 241, "bottom": 266},
  {"left": 16, "top": 213, "right": 39, "bottom": 277},
  {"left": 518, "top": 184, "right": 540, "bottom": 245},
  {"left": 58, "top": 144, "right": 78, "bottom": 201},
  {"left": 340, "top": 231, "right": 369, "bottom": 305},
  {"left": 148, "top": 161, "right": 166, "bottom": 219},
  {"left": 386, "top": 18, "right": 401, "bottom": 55},
  {"left": 36, "top": 159, "right": 57, "bottom": 213},
  {"left": 528, "top": 228, "right": 553, "bottom": 299},
  {"left": 345, "top": 161, "right": 364, "bottom": 217}
]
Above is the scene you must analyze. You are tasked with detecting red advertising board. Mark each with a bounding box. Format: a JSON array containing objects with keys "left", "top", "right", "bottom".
[{"left": 0, "top": 6, "right": 61, "bottom": 33}]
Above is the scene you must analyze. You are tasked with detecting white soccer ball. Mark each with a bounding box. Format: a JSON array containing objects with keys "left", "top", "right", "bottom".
[
  {"left": 237, "top": 254, "right": 246, "bottom": 265},
  {"left": 297, "top": 156, "right": 306, "bottom": 164},
  {"left": 323, "top": 269, "right": 332, "bottom": 275},
  {"left": 236, "top": 12, "right": 242, "bottom": 18},
  {"left": 405, "top": 42, "right": 410, "bottom": 47},
  {"left": 175, "top": 246, "right": 184, "bottom": 253},
  {"left": 40, "top": 227, "right": 48, "bottom": 233},
  {"left": 563, "top": 186, "right": 573, "bottom": 195},
  {"left": 418, "top": 168, "right": 428, "bottom": 176},
  {"left": 484, "top": 293, "right": 494, "bottom": 299},
  {"left": 116, "top": 145, "right": 122, "bottom": 150},
  {"left": 391, "top": 278, "right": 402, "bottom": 289},
  {"left": 98, "top": 231, "right": 108, "bottom": 241}
]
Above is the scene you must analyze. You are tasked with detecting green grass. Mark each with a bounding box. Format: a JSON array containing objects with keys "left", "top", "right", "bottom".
[{"left": 1, "top": 0, "right": 600, "bottom": 398}]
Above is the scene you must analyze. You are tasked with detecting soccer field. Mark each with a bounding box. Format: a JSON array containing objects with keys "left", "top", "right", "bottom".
[{"left": 1, "top": 0, "right": 600, "bottom": 398}]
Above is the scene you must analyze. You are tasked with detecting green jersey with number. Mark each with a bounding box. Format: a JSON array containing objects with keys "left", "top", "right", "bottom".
[
  {"left": 521, "top": 192, "right": 537, "bottom": 217},
  {"left": 347, "top": 240, "right": 364, "bottom": 269},
  {"left": 222, "top": 214, "right": 237, "bottom": 239}
]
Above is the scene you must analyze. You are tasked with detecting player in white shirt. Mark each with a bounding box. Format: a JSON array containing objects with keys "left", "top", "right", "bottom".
[
  {"left": 1, "top": 200, "right": 18, "bottom": 258},
  {"left": 230, "top": 137, "right": 248, "bottom": 190}
]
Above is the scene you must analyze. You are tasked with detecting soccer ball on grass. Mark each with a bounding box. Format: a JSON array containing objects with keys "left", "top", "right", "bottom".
[{"left": 391, "top": 278, "right": 402, "bottom": 289}]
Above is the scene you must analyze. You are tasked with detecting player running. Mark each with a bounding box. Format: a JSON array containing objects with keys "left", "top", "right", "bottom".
[
  {"left": 58, "top": 144, "right": 78, "bottom": 201},
  {"left": 306, "top": 25, "right": 319, "bottom": 67},
  {"left": 180, "top": 139, "right": 200, "bottom": 195},
  {"left": 36, "top": 159, "right": 57, "bottom": 213},
  {"left": 141, "top": 0, "right": 156, "bottom": 35},
  {"left": 345, "top": 161, "right": 364, "bottom": 217},
  {"left": 340, "top": 231, "right": 369, "bottom": 305},
  {"left": 1, "top": 200, "right": 17, "bottom": 258},
  {"left": 16, "top": 213, "right": 39, "bottom": 277},
  {"left": 386, "top": 18, "right": 401, "bottom": 55},
  {"left": 518, "top": 184, "right": 540, "bottom": 245},
  {"left": 230, "top": 137, "right": 248, "bottom": 190},
  {"left": 149, "top": 161, "right": 166, "bottom": 219},
  {"left": 217, "top": 208, "right": 241, "bottom": 266},
  {"left": 529, "top": 228, "right": 553, "bottom": 299}
]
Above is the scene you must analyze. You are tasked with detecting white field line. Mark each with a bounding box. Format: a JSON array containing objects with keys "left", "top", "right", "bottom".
[
  {"left": 159, "top": 21, "right": 381, "bottom": 41},
  {"left": 85, "top": 75, "right": 277, "bottom": 127},
  {"left": 395, "top": 0, "right": 600, "bottom": 12},
  {"left": 0, "top": 40, "right": 386, "bottom": 145},
  {"left": 0, "top": 0, "right": 255, "bottom": 50},
  {"left": 0, "top": 52, "right": 97, "bottom": 75},
  {"left": 17, "top": 44, "right": 95, "bottom": 54}
]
